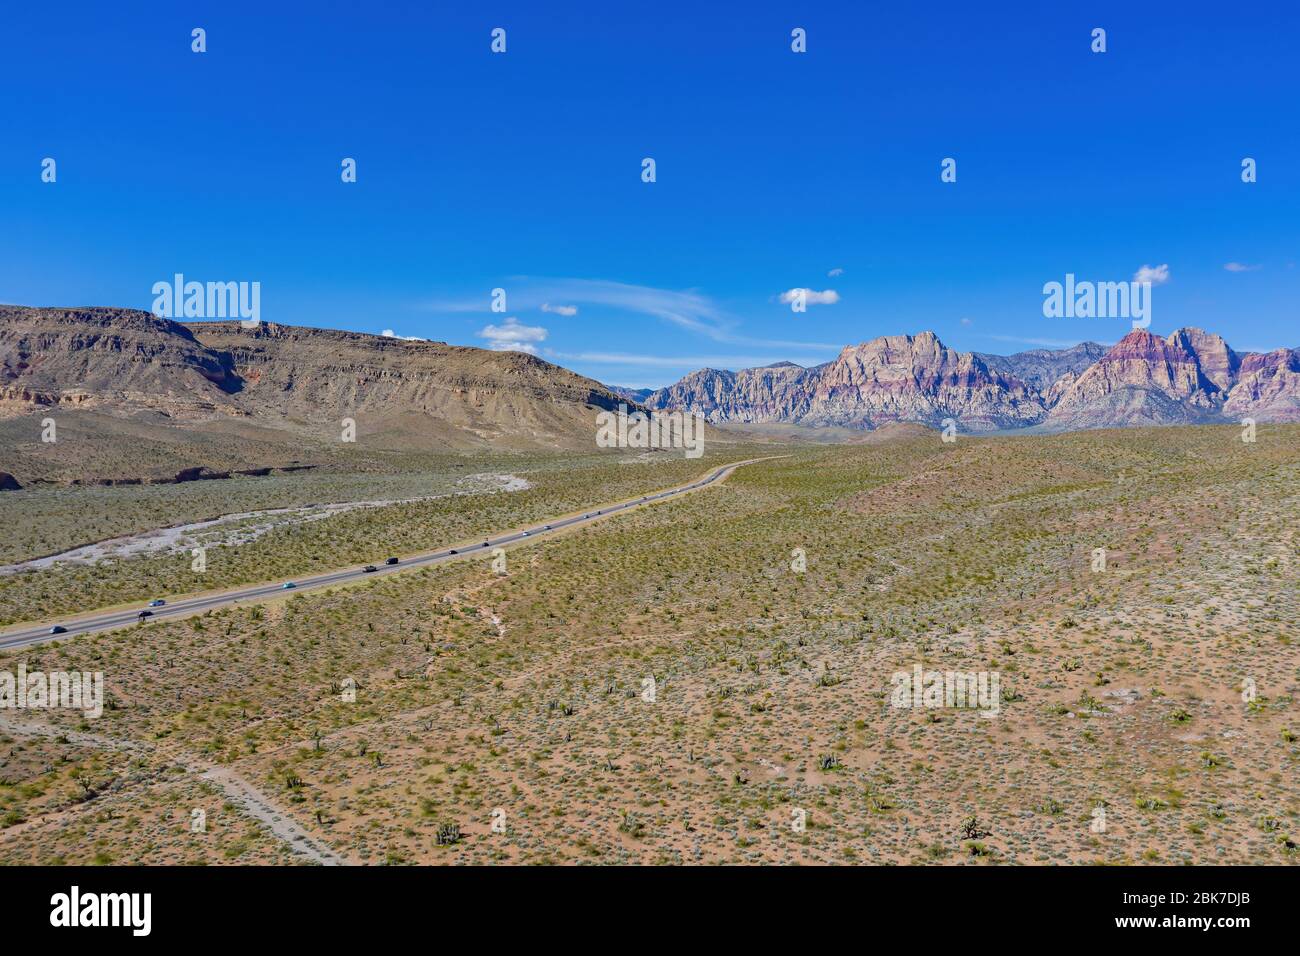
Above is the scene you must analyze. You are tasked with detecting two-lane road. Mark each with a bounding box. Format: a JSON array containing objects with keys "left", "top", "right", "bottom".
[{"left": 0, "top": 456, "right": 776, "bottom": 651}]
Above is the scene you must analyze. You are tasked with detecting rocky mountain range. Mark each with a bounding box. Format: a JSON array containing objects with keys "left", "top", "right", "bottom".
[
  {"left": 645, "top": 329, "right": 1300, "bottom": 432},
  {"left": 3, "top": 306, "right": 1296, "bottom": 477}
]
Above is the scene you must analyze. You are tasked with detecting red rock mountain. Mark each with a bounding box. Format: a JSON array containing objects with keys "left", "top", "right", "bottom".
[
  {"left": 1224, "top": 348, "right": 1300, "bottom": 421},
  {"left": 649, "top": 328, "right": 1300, "bottom": 431},
  {"left": 4, "top": 307, "right": 1296, "bottom": 442}
]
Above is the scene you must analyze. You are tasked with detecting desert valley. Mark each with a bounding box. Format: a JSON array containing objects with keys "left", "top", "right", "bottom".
[{"left": 0, "top": 304, "right": 1296, "bottom": 866}]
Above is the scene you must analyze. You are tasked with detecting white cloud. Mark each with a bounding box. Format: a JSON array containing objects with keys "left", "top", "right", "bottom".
[
  {"left": 381, "top": 329, "right": 425, "bottom": 341},
  {"left": 1133, "top": 263, "right": 1170, "bottom": 286},
  {"left": 1223, "top": 262, "right": 1261, "bottom": 272},
  {"left": 540, "top": 302, "right": 578, "bottom": 316},
  {"left": 779, "top": 288, "right": 840, "bottom": 306},
  {"left": 478, "top": 317, "right": 547, "bottom": 353},
  {"left": 960, "top": 317, "right": 972, "bottom": 326},
  {"left": 430, "top": 277, "right": 841, "bottom": 352},
  {"left": 548, "top": 350, "right": 810, "bottom": 369},
  {"left": 827, "top": 267, "right": 844, "bottom": 277}
]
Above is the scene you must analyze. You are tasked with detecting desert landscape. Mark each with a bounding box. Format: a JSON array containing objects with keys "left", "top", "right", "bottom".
[{"left": 1, "top": 306, "right": 1296, "bottom": 865}]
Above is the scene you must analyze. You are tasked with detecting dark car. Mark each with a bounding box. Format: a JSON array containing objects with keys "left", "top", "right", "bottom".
[
  {"left": 544, "top": 525, "right": 552, "bottom": 530},
  {"left": 449, "top": 549, "right": 458, "bottom": 555},
  {"left": 49, "top": 625, "right": 67, "bottom": 634},
  {"left": 362, "top": 565, "right": 378, "bottom": 573},
  {"left": 385, "top": 557, "right": 399, "bottom": 565},
  {"left": 137, "top": 610, "right": 153, "bottom": 620}
]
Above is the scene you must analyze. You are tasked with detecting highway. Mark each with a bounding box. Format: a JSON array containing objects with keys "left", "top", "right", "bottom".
[{"left": 0, "top": 457, "right": 774, "bottom": 651}]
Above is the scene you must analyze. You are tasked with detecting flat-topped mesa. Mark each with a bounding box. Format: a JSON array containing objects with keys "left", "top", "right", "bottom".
[{"left": 0, "top": 305, "right": 624, "bottom": 449}]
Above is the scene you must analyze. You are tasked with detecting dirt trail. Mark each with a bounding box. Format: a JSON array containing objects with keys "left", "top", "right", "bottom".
[
  {"left": 197, "top": 764, "right": 348, "bottom": 866},
  {"left": 0, "top": 714, "right": 351, "bottom": 866}
]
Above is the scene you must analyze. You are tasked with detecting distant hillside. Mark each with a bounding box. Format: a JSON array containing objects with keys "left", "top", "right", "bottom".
[
  {"left": 973, "top": 342, "right": 1108, "bottom": 390},
  {"left": 608, "top": 385, "right": 654, "bottom": 404},
  {"left": 0, "top": 306, "right": 630, "bottom": 480}
]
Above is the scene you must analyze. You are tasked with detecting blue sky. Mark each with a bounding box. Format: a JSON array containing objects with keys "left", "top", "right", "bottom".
[{"left": 3, "top": 1, "right": 1297, "bottom": 387}]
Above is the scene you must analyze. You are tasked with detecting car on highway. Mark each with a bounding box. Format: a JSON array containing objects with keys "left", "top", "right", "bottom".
[
  {"left": 522, "top": 531, "right": 530, "bottom": 537},
  {"left": 544, "top": 524, "right": 552, "bottom": 530},
  {"left": 385, "top": 557, "right": 399, "bottom": 565},
  {"left": 282, "top": 582, "right": 296, "bottom": 589},
  {"left": 49, "top": 625, "right": 67, "bottom": 634},
  {"left": 449, "top": 549, "right": 457, "bottom": 554},
  {"left": 137, "top": 610, "right": 153, "bottom": 620},
  {"left": 362, "top": 565, "right": 378, "bottom": 573},
  {"left": 148, "top": 599, "right": 166, "bottom": 607}
]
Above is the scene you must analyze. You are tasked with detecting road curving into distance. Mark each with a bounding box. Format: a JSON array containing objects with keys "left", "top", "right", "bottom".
[{"left": 0, "top": 456, "right": 781, "bottom": 651}]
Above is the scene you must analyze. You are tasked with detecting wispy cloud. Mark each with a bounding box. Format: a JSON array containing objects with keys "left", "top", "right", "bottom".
[
  {"left": 429, "top": 277, "right": 839, "bottom": 351},
  {"left": 540, "top": 302, "right": 578, "bottom": 316},
  {"left": 778, "top": 288, "right": 840, "bottom": 306},
  {"left": 1133, "top": 263, "right": 1170, "bottom": 286},
  {"left": 1224, "top": 262, "right": 1261, "bottom": 272},
  {"left": 827, "top": 267, "right": 844, "bottom": 277},
  {"left": 478, "top": 317, "right": 547, "bottom": 354},
  {"left": 547, "top": 350, "right": 804, "bottom": 371},
  {"left": 381, "top": 329, "right": 425, "bottom": 341}
]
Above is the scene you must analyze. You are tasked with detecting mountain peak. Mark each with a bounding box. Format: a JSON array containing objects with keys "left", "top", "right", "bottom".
[{"left": 648, "top": 325, "right": 1299, "bottom": 432}]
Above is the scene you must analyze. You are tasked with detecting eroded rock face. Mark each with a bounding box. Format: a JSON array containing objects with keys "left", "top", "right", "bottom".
[
  {"left": 0, "top": 306, "right": 626, "bottom": 449},
  {"left": 649, "top": 327, "right": 1300, "bottom": 431},
  {"left": 649, "top": 333, "right": 1043, "bottom": 431},
  {"left": 1224, "top": 348, "right": 1300, "bottom": 422},
  {"left": 974, "top": 342, "right": 1108, "bottom": 391},
  {"left": 1169, "top": 328, "right": 1239, "bottom": 392},
  {"left": 1045, "top": 328, "right": 1295, "bottom": 429},
  {"left": 647, "top": 363, "right": 817, "bottom": 424},
  {"left": 1044, "top": 329, "right": 1220, "bottom": 428},
  {"left": 807, "top": 333, "right": 1044, "bottom": 430},
  {"left": 0, "top": 306, "right": 240, "bottom": 417}
]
